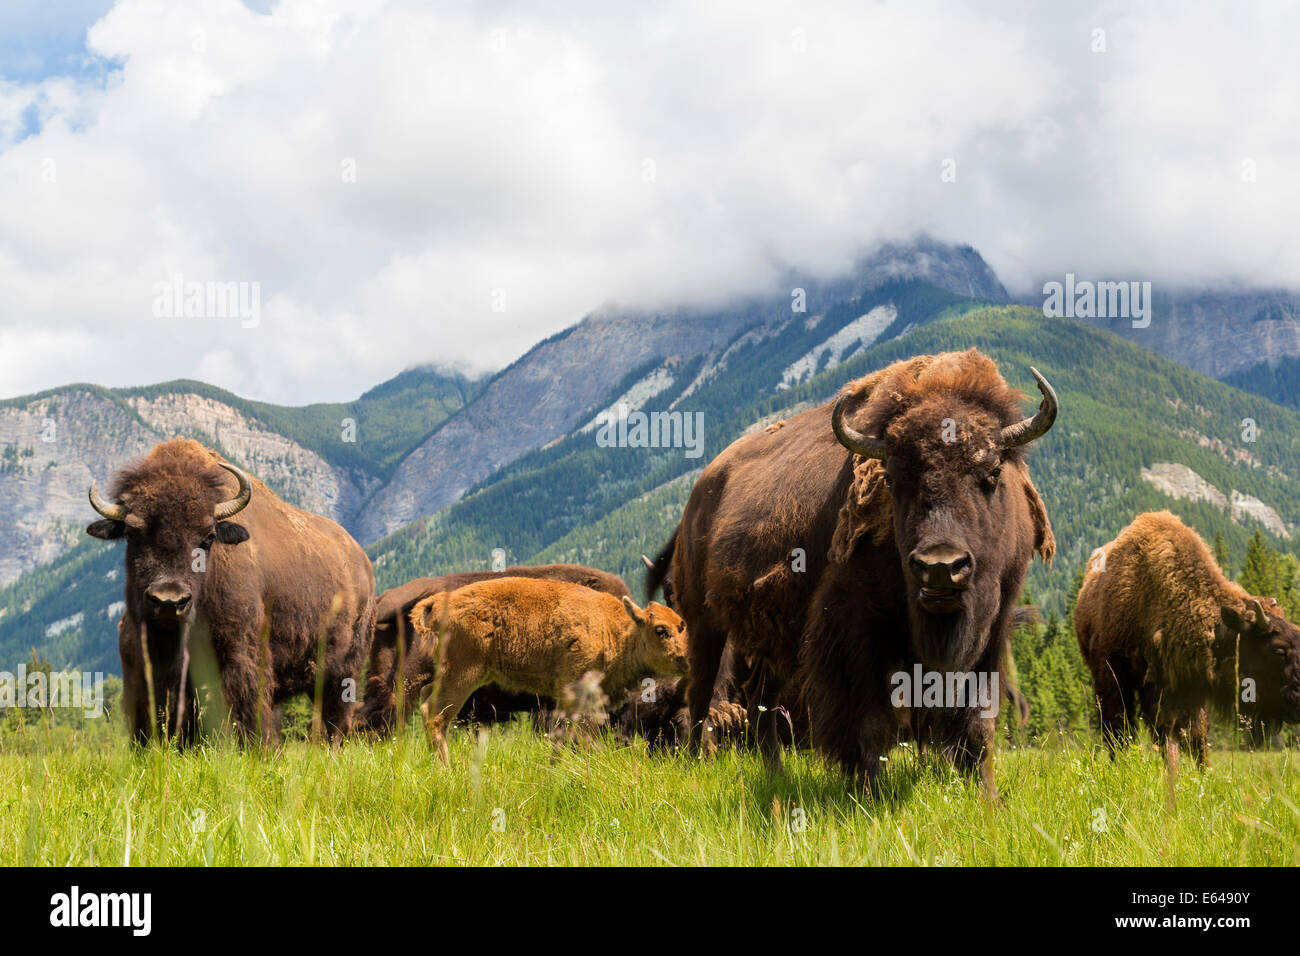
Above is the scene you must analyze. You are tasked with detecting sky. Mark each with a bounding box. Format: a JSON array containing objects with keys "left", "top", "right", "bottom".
[{"left": 1, "top": 0, "right": 1297, "bottom": 405}]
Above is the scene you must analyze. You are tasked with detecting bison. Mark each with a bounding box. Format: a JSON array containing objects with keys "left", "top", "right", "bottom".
[
  {"left": 87, "top": 438, "right": 375, "bottom": 744},
  {"left": 1075, "top": 510, "right": 1300, "bottom": 769},
  {"left": 640, "top": 552, "right": 1031, "bottom": 750},
  {"left": 408, "top": 577, "right": 687, "bottom": 762},
  {"left": 649, "top": 349, "right": 1056, "bottom": 798},
  {"left": 359, "top": 564, "right": 630, "bottom": 734},
  {"left": 610, "top": 641, "right": 755, "bottom": 751}
]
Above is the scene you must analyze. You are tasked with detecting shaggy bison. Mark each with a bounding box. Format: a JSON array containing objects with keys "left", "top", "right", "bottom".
[
  {"left": 360, "top": 564, "right": 631, "bottom": 734},
  {"left": 87, "top": 438, "right": 375, "bottom": 744},
  {"left": 651, "top": 349, "right": 1056, "bottom": 798},
  {"left": 409, "top": 577, "right": 687, "bottom": 761},
  {"left": 1075, "top": 510, "right": 1300, "bottom": 768}
]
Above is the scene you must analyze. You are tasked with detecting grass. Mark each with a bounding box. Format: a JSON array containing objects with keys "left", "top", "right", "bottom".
[{"left": 2, "top": 717, "right": 1297, "bottom": 866}]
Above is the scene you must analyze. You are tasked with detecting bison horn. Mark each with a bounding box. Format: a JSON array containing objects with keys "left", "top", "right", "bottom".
[
  {"left": 831, "top": 393, "right": 888, "bottom": 460},
  {"left": 1250, "top": 599, "right": 1269, "bottom": 632},
  {"left": 641, "top": 555, "right": 656, "bottom": 572},
  {"left": 88, "top": 481, "right": 128, "bottom": 522},
  {"left": 999, "top": 367, "right": 1059, "bottom": 449},
  {"left": 214, "top": 462, "right": 253, "bottom": 520}
]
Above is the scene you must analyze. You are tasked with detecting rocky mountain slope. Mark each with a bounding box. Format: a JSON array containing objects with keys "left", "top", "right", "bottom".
[
  {"left": 353, "top": 238, "right": 1008, "bottom": 541},
  {"left": 1033, "top": 286, "right": 1300, "bottom": 383},
  {"left": 7, "top": 236, "right": 1300, "bottom": 675},
  {"left": 0, "top": 368, "right": 476, "bottom": 585}
]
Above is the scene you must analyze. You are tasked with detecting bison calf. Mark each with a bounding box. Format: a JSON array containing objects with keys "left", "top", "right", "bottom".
[
  {"left": 410, "top": 578, "right": 688, "bottom": 761},
  {"left": 360, "top": 564, "right": 630, "bottom": 735},
  {"left": 1076, "top": 510, "right": 1300, "bottom": 769}
]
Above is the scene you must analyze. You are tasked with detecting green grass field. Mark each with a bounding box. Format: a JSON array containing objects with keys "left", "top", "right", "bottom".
[{"left": 2, "top": 718, "right": 1297, "bottom": 866}]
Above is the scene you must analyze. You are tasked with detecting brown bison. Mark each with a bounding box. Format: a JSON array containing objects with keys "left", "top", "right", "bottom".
[
  {"left": 409, "top": 577, "right": 687, "bottom": 761},
  {"left": 87, "top": 438, "right": 375, "bottom": 744},
  {"left": 611, "top": 641, "right": 754, "bottom": 751},
  {"left": 640, "top": 553, "right": 1031, "bottom": 750},
  {"left": 649, "top": 349, "right": 1056, "bottom": 798},
  {"left": 1075, "top": 510, "right": 1300, "bottom": 768},
  {"left": 360, "top": 564, "right": 630, "bottom": 734}
]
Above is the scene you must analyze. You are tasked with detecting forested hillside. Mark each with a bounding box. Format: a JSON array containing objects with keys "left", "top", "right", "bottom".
[{"left": 6, "top": 292, "right": 1300, "bottom": 742}]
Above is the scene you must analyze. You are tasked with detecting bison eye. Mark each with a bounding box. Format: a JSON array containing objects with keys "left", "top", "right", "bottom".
[
  {"left": 984, "top": 466, "right": 1002, "bottom": 490},
  {"left": 201, "top": 531, "right": 216, "bottom": 549}
]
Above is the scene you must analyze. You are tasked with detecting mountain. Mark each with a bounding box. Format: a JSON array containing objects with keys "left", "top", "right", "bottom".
[
  {"left": 364, "top": 303, "right": 1300, "bottom": 622},
  {"left": 352, "top": 237, "right": 1008, "bottom": 541},
  {"left": 1029, "top": 284, "right": 1300, "bottom": 385},
  {"left": 0, "top": 367, "right": 480, "bottom": 586},
  {"left": 6, "top": 237, "right": 1300, "bottom": 677}
]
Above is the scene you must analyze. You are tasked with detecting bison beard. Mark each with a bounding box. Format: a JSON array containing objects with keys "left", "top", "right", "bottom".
[{"left": 667, "top": 349, "right": 1056, "bottom": 801}]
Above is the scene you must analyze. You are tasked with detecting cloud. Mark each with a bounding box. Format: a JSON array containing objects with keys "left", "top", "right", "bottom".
[{"left": 0, "top": 0, "right": 1295, "bottom": 404}]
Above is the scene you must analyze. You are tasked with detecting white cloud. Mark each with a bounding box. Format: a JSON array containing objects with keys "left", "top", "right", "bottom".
[{"left": 0, "top": 0, "right": 1296, "bottom": 404}]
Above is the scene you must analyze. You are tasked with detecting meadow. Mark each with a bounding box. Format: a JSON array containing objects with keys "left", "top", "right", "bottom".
[{"left": 2, "top": 716, "right": 1297, "bottom": 866}]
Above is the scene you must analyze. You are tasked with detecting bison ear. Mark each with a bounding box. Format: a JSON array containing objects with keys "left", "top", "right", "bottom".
[
  {"left": 215, "top": 521, "right": 249, "bottom": 545},
  {"left": 622, "top": 596, "right": 649, "bottom": 626},
  {"left": 86, "top": 519, "right": 125, "bottom": 540},
  {"left": 1021, "top": 470, "right": 1055, "bottom": 564},
  {"left": 1220, "top": 605, "right": 1249, "bottom": 635}
]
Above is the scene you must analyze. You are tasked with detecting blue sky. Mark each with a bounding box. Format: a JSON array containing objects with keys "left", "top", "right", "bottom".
[{"left": 0, "top": 1, "right": 117, "bottom": 82}]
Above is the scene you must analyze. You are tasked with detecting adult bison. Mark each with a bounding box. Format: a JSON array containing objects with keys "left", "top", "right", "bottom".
[
  {"left": 360, "top": 564, "right": 631, "bottom": 735},
  {"left": 1075, "top": 511, "right": 1300, "bottom": 769},
  {"left": 87, "top": 438, "right": 375, "bottom": 745},
  {"left": 649, "top": 349, "right": 1056, "bottom": 798}
]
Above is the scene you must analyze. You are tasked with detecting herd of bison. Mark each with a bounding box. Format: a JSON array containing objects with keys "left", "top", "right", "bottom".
[{"left": 82, "top": 349, "right": 1300, "bottom": 800}]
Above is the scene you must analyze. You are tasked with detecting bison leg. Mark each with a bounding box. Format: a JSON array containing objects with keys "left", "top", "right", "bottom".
[
  {"left": 218, "top": 641, "right": 276, "bottom": 747},
  {"left": 1161, "top": 731, "right": 1180, "bottom": 812},
  {"left": 1092, "top": 656, "right": 1136, "bottom": 756},
  {"left": 935, "top": 713, "right": 999, "bottom": 804},
  {"left": 746, "top": 661, "right": 787, "bottom": 771},
  {"left": 421, "top": 663, "right": 486, "bottom": 764},
  {"left": 118, "top": 621, "right": 153, "bottom": 745},
  {"left": 685, "top": 622, "right": 727, "bottom": 757},
  {"left": 1188, "top": 707, "right": 1210, "bottom": 768}
]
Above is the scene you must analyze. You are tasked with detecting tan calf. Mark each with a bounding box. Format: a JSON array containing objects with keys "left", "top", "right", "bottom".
[{"left": 410, "top": 577, "right": 688, "bottom": 761}]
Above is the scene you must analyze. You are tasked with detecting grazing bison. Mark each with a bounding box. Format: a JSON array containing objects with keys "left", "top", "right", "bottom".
[
  {"left": 360, "top": 564, "right": 630, "bottom": 734},
  {"left": 87, "top": 439, "right": 375, "bottom": 744},
  {"left": 409, "top": 577, "right": 687, "bottom": 761},
  {"left": 1075, "top": 511, "right": 1300, "bottom": 768},
  {"left": 650, "top": 349, "right": 1056, "bottom": 798}
]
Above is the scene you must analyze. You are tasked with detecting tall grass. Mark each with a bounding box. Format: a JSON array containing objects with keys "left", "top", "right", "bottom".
[{"left": 2, "top": 717, "right": 1296, "bottom": 866}]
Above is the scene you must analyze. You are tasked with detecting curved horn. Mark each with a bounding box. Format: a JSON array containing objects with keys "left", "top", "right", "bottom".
[
  {"left": 1000, "top": 367, "right": 1059, "bottom": 449},
  {"left": 831, "top": 393, "right": 887, "bottom": 460},
  {"left": 1250, "top": 599, "right": 1270, "bottom": 632},
  {"left": 641, "top": 554, "right": 656, "bottom": 572},
  {"left": 88, "top": 481, "right": 127, "bottom": 522},
  {"left": 214, "top": 462, "right": 252, "bottom": 521}
]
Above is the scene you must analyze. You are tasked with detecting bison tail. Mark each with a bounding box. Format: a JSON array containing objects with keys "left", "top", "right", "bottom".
[{"left": 643, "top": 530, "right": 677, "bottom": 604}]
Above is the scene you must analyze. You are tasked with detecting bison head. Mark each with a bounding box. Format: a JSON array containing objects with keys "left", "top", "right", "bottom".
[
  {"left": 832, "top": 351, "right": 1057, "bottom": 671},
  {"left": 1221, "top": 597, "right": 1300, "bottom": 725},
  {"left": 622, "top": 596, "right": 689, "bottom": 677},
  {"left": 86, "top": 448, "right": 252, "bottom": 738}
]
